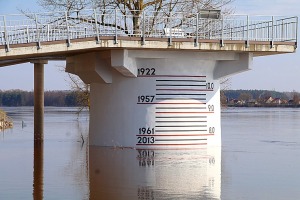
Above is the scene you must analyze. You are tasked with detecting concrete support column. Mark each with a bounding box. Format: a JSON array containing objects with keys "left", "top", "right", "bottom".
[
  {"left": 31, "top": 60, "right": 48, "bottom": 144},
  {"left": 33, "top": 143, "right": 44, "bottom": 200},
  {"left": 31, "top": 60, "right": 47, "bottom": 200}
]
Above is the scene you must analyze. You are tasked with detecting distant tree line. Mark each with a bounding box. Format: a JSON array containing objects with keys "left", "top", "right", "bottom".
[
  {"left": 224, "top": 90, "right": 290, "bottom": 100},
  {"left": 0, "top": 90, "right": 86, "bottom": 107}
]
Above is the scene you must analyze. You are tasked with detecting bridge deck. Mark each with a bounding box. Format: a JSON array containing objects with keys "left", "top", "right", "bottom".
[{"left": 0, "top": 10, "right": 297, "bottom": 66}]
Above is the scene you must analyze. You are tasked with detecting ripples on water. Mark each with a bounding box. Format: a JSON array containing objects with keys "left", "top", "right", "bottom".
[
  {"left": 222, "top": 107, "right": 300, "bottom": 200},
  {"left": 1, "top": 107, "right": 300, "bottom": 199}
]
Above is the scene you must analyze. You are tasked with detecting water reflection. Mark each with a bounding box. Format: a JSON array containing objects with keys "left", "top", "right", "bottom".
[
  {"left": 89, "top": 147, "right": 221, "bottom": 200},
  {"left": 33, "top": 143, "right": 44, "bottom": 200},
  {"left": 3, "top": 107, "right": 300, "bottom": 199},
  {"left": 1, "top": 107, "right": 222, "bottom": 199}
]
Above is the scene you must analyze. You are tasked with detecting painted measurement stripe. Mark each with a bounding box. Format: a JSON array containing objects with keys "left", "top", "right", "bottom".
[
  {"left": 156, "top": 84, "right": 206, "bottom": 87},
  {"left": 155, "top": 130, "right": 207, "bottom": 132},
  {"left": 155, "top": 116, "right": 207, "bottom": 118},
  {"left": 156, "top": 98, "right": 206, "bottom": 101},
  {"left": 156, "top": 80, "right": 206, "bottom": 82},
  {"left": 156, "top": 112, "right": 213, "bottom": 114},
  {"left": 137, "top": 102, "right": 206, "bottom": 105},
  {"left": 155, "top": 125, "right": 207, "bottom": 128},
  {"left": 156, "top": 93, "right": 206, "bottom": 96},
  {"left": 156, "top": 107, "right": 206, "bottom": 109},
  {"left": 136, "top": 134, "right": 214, "bottom": 137},
  {"left": 136, "top": 143, "right": 207, "bottom": 146},
  {"left": 155, "top": 139, "right": 207, "bottom": 142},
  {"left": 156, "top": 89, "right": 213, "bottom": 92},
  {"left": 156, "top": 121, "right": 207, "bottom": 123},
  {"left": 138, "top": 75, "right": 206, "bottom": 78}
]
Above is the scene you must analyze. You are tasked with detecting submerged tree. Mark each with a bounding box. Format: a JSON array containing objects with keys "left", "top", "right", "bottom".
[
  {"left": 57, "top": 65, "right": 90, "bottom": 112},
  {"left": 67, "top": 73, "right": 90, "bottom": 110}
]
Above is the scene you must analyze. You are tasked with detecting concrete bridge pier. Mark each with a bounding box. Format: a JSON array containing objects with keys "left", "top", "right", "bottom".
[
  {"left": 0, "top": 9, "right": 297, "bottom": 149},
  {"left": 66, "top": 50, "right": 253, "bottom": 149},
  {"left": 31, "top": 60, "right": 48, "bottom": 144}
]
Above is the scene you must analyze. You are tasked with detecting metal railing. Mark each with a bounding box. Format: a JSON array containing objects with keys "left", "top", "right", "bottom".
[{"left": 0, "top": 9, "right": 298, "bottom": 51}]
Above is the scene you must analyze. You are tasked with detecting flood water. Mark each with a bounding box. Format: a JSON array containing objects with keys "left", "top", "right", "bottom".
[{"left": 1, "top": 107, "right": 300, "bottom": 200}]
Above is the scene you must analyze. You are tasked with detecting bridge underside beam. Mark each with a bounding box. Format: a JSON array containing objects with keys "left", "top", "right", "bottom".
[
  {"left": 0, "top": 38, "right": 295, "bottom": 67},
  {"left": 214, "top": 53, "right": 253, "bottom": 79}
]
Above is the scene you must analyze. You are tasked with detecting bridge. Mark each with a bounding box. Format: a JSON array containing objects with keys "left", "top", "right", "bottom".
[{"left": 0, "top": 9, "right": 297, "bottom": 148}]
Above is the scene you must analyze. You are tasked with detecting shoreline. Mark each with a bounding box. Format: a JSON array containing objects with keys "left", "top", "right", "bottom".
[{"left": 227, "top": 105, "right": 300, "bottom": 108}]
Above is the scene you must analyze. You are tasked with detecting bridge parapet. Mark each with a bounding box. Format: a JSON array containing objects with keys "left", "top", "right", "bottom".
[
  {"left": 0, "top": 9, "right": 297, "bottom": 52},
  {"left": 0, "top": 9, "right": 298, "bottom": 148}
]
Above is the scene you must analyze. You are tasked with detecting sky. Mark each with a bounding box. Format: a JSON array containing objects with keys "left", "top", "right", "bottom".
[
  {"left": 230, "top": 0, "right": 300, "bottom": 92},
  {"left": 0, "top": 0, "right": 299, "bottom": 91}
]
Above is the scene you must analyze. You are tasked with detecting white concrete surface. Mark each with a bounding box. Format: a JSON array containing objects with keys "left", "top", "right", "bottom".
[{"left": 66, "top": 50, "right": 252, "bottom": 148}]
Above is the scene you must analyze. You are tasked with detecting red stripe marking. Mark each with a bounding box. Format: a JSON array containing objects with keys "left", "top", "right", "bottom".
[
  {"left": 136, "top": 143, "right": 207, "bottom": 146},
  {"left": 136, "top": 134, "right": 214, "bottom": 137},
  {"left": 136, "top": 156, "right": 211, "bottom": 161},
  {"left": 137, "top": 102, "right": 206, "bottom": 105},
  {"left": 138, "top": 75, "right": 206, "bottom": 78},
  {"left": 136, "top": 147, "right": 208, "bottom": 150},
  {"left": 156, "top": 112, "right": 214, "bottom": 114},
  {"left": 156, "top": 89, "right": 213, "bottom": 92}
]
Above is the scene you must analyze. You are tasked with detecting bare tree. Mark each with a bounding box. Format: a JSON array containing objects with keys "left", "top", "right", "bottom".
[
  {"left": 32, "top": 0, "right": 233, "bottom": 109},
  {"left": 238, "top": 92, "right": 252, "bottom": 102},
  {"left": 37, "top": 0, "right": 92, "bottom": 12},
  {"left": 292, "top": 90, "right": 300, "bottom": 106},
  {"left": 67, "top": 73, "right": 90, "bottom": 112},
  {"left": 58, "top": 65, "right": 90, "bottom": 112},
  {"left": 220, "top": 78, "right": 231, "bottom": 107},
  {"left": 37, "top": 0, "right": 233, "bottom": 13},
  {"left": 33, "top": 0, "right": 233, "bottom": 35}
]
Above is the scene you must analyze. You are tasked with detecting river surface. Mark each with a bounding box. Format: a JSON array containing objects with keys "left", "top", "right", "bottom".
[{"left": 0, "top": 107, "right": 300, "bottom": 200}]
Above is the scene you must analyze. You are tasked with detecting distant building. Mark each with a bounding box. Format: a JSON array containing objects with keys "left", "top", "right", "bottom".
[
  {"left": 265, "top": 96, "right": 274, "bottom": 104},
  {"left": 288, "top": 99, "right": 300, "bottom": 105},
  {"left": 228, "top": 99, "right": 242, "bottom": 106},
  {"left": 271, "top": 98, "right": 282, "bottom": 105},
  {"left": 248, "top": 99, "right": 258, "bottom": 106}
]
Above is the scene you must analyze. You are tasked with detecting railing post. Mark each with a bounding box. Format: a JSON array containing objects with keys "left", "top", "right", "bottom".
[
  {"left": 26, "top": 25, "right": 30, "bottom": 43},
  {"left": 220, "top": 16, "right": 224, "bottom": 47},
  {"left": 296, "top": 16, "right": 298, "bottom": 47},
  {"left": 65, "top": 11, "right": 71, "bottom": 47},
  {"left": 271, "top": 16, "right": 274, "bottom": 48},
  {"left": 34, "top": 14, "right": 41, "bottom": 49},
  {"left": 194, "top": 13, "right": 199, "bottom": 47},
  {"left": 246, "top": 15, "right": 249, "bottom": 48},
  {"left": 286, "top": 21, "right": 289, "bottom": 42},
  {"left": 168, "top": 12, "right": 172, "bottom": 46},
  {"left": 254, "top": 23, "right": 257, "bottom": 41},
  {"left": 3, "top": 15, "right": 10, "bottom": 52},
  {"left": 114, "top": 9, "right": 118, "bottom": 44},
  {"left": 142, "top": 11, "right": 145, "bottom": 45},
  {"left": 47, "top": 24, "right": 50, "bottom": 41},
  {"left": 99, "top": 12, "right": 102, "bottom": 37},
  {"left": 281, "top": 19, "right": 284, "bottom": 42},
  {"left": 94, "top": 9, "right": 100, "bottom": 44}
]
